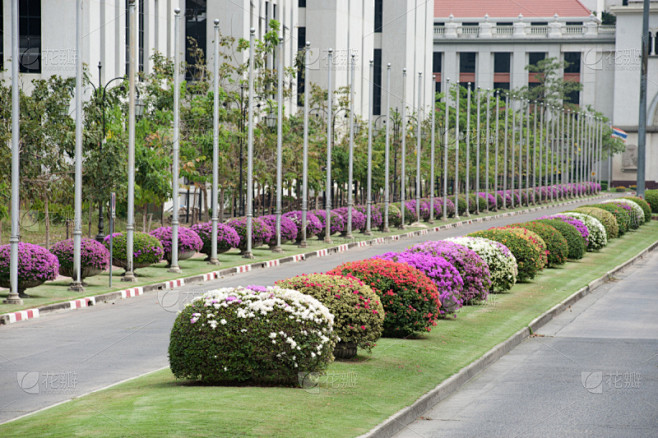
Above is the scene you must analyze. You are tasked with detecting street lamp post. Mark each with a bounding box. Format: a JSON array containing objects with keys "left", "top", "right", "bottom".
[
  {"left": 168, "top": 7, "right": 183, "bottom": 273},
  {"left": 503, "top": 93, "right": 509, "bottom": 210},
  {"left": 454, "top": 82, "right": 460, "bottom": 219},
  {"left": 273, "top": 36, "right": 284, "bottom": 253},
  {"left": 465, "top": 84, "right": 471, "bottom": 217},
  {"left": 484, "top": 89, "right": 491, "bottom": 213},
  {"left": 209, "top": 19, "right": 220, "bottom": 265},
  {"left": 429, "top": 74, "right": 437, "bottom": 223},
  {"left": 415, "top": 72, "right": 423, "bottom": 223},
  {"left": 300, "top": 42, "right": 311, "bottom": 248},
  {"left": 525, "top": 101, "right": 531, "bottom": 206},
  {"left": 324, "top": 49, "right": 334, "bottom": 244},
  {"left": 400, "top": 68, "right": 407, "bottom": 228},
  {"left": 244, "top": 28, "right": 256, "bottom": 259},
  {"left": 346, "top": 54, "right": 356, "bottom": 239},
  {"left": 510, "top": 97, "right": 516, "bottom": 208},
  {"left": 383, "top": 64, "right": 392, "bottom": 232},
  {"left": 539, "top": 103, "right": 544, "bottom": 199},
  {"left": 532, "top": 101, "right": 538, "bottom": 204},
  {"left": 442, "top": 79, "right": 450, "bottom": 221},
  {"left": 475, "top": 87, "right": 481, "bottom": 215},
  {"left": 493, "top": 91, "right": 500, "bottom": 212},
  {"left": 366, "top": 60, "right": 375, "bottom": 235}
]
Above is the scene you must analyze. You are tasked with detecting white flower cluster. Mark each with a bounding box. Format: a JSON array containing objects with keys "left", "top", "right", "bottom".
[
  {"left": 446, "top": 236, "right": 518, "bottom": 292},
  {"left": 603, "top": 199, "right": 645, "bottom": 227},
  {"left": 563, "top": 212, "right": 607, "bottom": 250}
]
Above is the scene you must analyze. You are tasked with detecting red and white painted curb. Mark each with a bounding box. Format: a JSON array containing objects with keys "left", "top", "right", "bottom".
[
  {"left": 264, "top": 259, "right": 280, "bottom": 268},
  {"left": 70, "top": 297, "right": 95, "bottom": 309},
  {"left": 5, "top": 309, "right": 40, "bottom": 324},
  {"left": 120, "top": 287, "right": 144, "bottom": 299},
  {"left": 165, "top": 279, "right": 185, "bottom": 289}
]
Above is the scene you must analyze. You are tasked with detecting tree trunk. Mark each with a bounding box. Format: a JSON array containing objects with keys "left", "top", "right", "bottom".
[
  {"left": 161, "top": 203, "right": 165, "bottom": 227},
  {"left": 44, "top": 198, "right": 50, "bottom": 248},
  {"left": 219, "top": 187, "right": 225, "bottom": 222},
  {"left": 88, "top": 200, "right": 93, "bottom": 238},
  {"left": 143, "top": 204, "right": 148, "bottom": 231}
]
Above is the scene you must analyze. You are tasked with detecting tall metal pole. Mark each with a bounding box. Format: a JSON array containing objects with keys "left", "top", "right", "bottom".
[
  {"left": 244, "top": 28, "right": 256, "bottom": 259},
  {"left": 510, "top": 97, "right": 516, "bottom": 208},
  {"left": 484, "top": 89, "right": 491, "bottom": 212},
  {"left": 525, "top": 101, "right": 531, "bottom": 206},
  {"left": 465, "top": 84, "right": 472, "bottom": 217},
  {"left": 637, "top": 0, "right": 650, "bottom": 198},
  {"left": 5, "top": 0, "right": 22, "bottom": 303},
  {"left": 539, "top": 103, "right": 544, "bottom": 199},
  {"left": 598, "top": 117, "right": 604, "bottom": 187},
  {"left": 346, "top": 54, "right": 356, "bottom": 238},
  {"left": 429, "top": 75, "right": 437, "bottom": 223},
  {"left": 169, "top": 7, "right": 182, "bottom": 272},
  {"left": 70, "top": 0, "right": 85, "bottom": 291},
  {"left": 503, "top": 94, "right": 509, "bottom": 209},
  {"left": 549, "top": 106, "right": 555, "bottom": 202},
  {"left": 474, "top": 87, "right": 481, "bottom": 215},
  {"left": 415, "top": 72, "right": 423, "bottom": 223},
  {"left": 566, "top": 109, "right": 572, "bottom": 197},
  {"left": 123, "top": 0, "right": 139, "bottom": 280},
  {"left": 518, "top": 100, "right": 523, "bottom": 206},
  {"left": 493, "top": 91, "right": 499, "bottom": 211},
  {"left": 454, "top": 83, "right": 460, "bottom": 218},
  {"left": 301, "top": 42, "right": 311, "bottom": 248},
  {"left": 400, "top": 68, "right": 407, "bottom": 228},
  {"left": 366, "top": 60, "right": 375, "bottom": 234},
  {"left": 209, "top": 19, "right": 220, "bottom": 265},
  {"left": 324, "top": 49, "right": 334, "bottom": 244},
  {"left": 383, "top": 64, "right": 392, "bottom": 232},
  {"left": 273, "top": 36, "right": 284, "bottom": 253},
  {"left": 560, "top": 106, "right": 565, "bottom": 199},
  {"left": 532, "top": 101, "right": 538, "bottom": 204},
  {"left": 442, "top": 78, "right": 450, "bottom": 221}
]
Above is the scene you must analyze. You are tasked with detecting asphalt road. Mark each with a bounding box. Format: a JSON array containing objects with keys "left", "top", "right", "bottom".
[
  {"left": 395, "top": 246, "right": 658, "bottom": 438},
  {"left": 0, "top": 198, "right": 616, "bottom": 425}
]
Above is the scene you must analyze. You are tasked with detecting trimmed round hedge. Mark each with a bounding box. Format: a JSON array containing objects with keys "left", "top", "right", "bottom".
[
  {"left": 276, "top": 274, "right": 385, "bottom": 356},
  {"left": 644, "top": 190, "right": 658, "bottom": 213},
  {"left": 328, "top": 259, "right": 441, "bottom": 337},
  {"left": 535, "top": 219, "right": 585, "bottom": 260},
  {"left": 259, "top": 215, "right": 299, "bottom": 247},
  {"left": 621, "top": 197, "right": 651, "bottom": 223},
  {"left": 226, "top": 217, "right": 273, "bottom": 253},
  {"left": 103, "top": 232, "right": 164, "bottom": 271},
  {"left": 401, "top": 201, "right": 419, "bottom": 224},
  {"left": 333, "top": 207, "right": 366, "bottom": 233},
  {"left": 355, "top": 205, "right": 384, "bottom": 229},
  {"left": 0, "top": 243, "right": 59, "bottom": 297},
  {"left": 282, "top": 211, "right": 323, "bottom": 241},
  {"left": 574, "top": 207, "right": 619, "bottom": 239},
  {"left": 312, "top": 209, "right": 345, "bottom": 238},
  {"left": 468, "top": 228, "right": 545, "bottom": 281},
  {"left": 50, "top": 238, "right": 110, "bottom": 281},
  {"left": 562, "top": 212, "right": 607, "bottom": 251},
  {"left": 540, "top": 214, "right": 590, "bottom": 247},
  {"left": 445, "top": 236, "right": 518, "bottom": 293},
  {"left": 376, "top": 203, "right": 402, "bottom": 229},
  {"left": 373, "top": 251, "right": 464, "bottom": 316},
  {"left": 590, "top": 203, "right": 630, "bottom": 235},
  {"left": 504, "top": 221, "right": 568, "bottom": 267},
  {"left": 606, "top": 199, "right": 645, "bottom": 228},
  {"left": 190, "top": 222, "right": 240, "bottom": 257},
  {"left": 407, "top": 240, "right": 492, "bottom": 304},
  {"left": 150, "top": 226, "right": 203, "bottom": 265},
  {"left": 168, "top": 286, "right": 338, "bottom": 385}
]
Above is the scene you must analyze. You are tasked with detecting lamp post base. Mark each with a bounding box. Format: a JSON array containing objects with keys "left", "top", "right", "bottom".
[
  {"left": 382, "top": 227, "right": 390, "bottom": 233},
  {"left": 272, "top": 246, "right": 283, "bottom": 254},
  {"left": 208, "top": 258, "right": 220, "bottom": 266},
  {"left": 168, "top": 266, "right": 183, "bottom": 274},
  {"left": 68, "top": 281, "right": 85, "bottom": 292},
  {"left": 122, "top": 272, "right": 137, "bottom": 282},
  {"left": 298, "top": 240, "right": 308, "bottom": 248},
  {"left": 3, "top": 293, "right": 23, "bottom": 305},
  {"left": 323, "top": 237, "right": 332, "bottom": 245},
  {"left": 363, "top": 230, "right": 373, "bottom": 236},
  {"left": 242, "top": 251, "right": 254, "bottom": 259}
]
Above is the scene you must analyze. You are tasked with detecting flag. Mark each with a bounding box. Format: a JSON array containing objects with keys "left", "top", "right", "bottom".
[{"left": 611, "top": 127, "right": 628, "bottom": 142}]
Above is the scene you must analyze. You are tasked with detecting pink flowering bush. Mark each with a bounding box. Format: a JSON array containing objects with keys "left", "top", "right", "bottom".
[
  {"left": 355, "top": 205, "right": 384, "bottom": 229},
  {"left": 283, "top": 211, "right": 323, "bottom": 241},
  {"left": 259, "top": 215, "right": 299, "bottom": 247},
  {"left": 226, "top": 217, "right": 273, "bottom": 253},
  {"left": 373, "top": 251, "right": 464, "bottom": 317},
  {"left": 150, "top": 226, "right": 203, "bottom": 265},
  {"left": 333, "top": 207, "right": 366, "bottom": 233},
  {"left": 190, "top": 222, "right": 240, "bottom": 258},
  {"left": 0, "top": 243, "right": 59, "bottom": 296},
  {"left": 408, "top": 240, "right": 492, "bottom": 304},
  {"left": 50, "top": 238, "right": 110, "bottom": 281},
  {"left": 312, "top": 209, "right": 345, "bottom": 238}
]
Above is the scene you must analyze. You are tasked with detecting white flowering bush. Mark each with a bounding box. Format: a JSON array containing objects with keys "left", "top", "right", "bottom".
[
  {"left": 603, "top": 199, "right": 645, "bottom": 228},
  {"left": 562, "top": 212, "right": 607, "bottom": 251},
  {"left": 168, "top": 286, "right": 338, "bottom": 385},
  {"left": 445, "top": 236, "right": 518, "bottom": 293}
]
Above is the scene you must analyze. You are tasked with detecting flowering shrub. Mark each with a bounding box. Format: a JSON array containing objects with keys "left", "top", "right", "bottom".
[
  {"left": 373, "top": 251, "right": 463, "bottom": 316},
  {"left": 312, "top": 210, "right": 345, "bottom": 239},
  {"left": 605, "top": 199, "right": 645, "bottom": 228},
  {"left": 621, "top": 197, "right": 651, "bottom": 223},
  {"left": 535, "top": 219, "right": 585, "bottom": 260},
  {"left": 276, "top": 274, "right": 384, "bottom": 356},
  {"left": 168, "top": 286, "right": 337, "bottom": 385},
  {"left": 226, "top": 217, "right": 273, "bottom": 252},
  {"left": 503, "top": 221, "right": 568, "bottom": 267},
  {"left": 283, "top": 211, "right": 323, "bottom": 241},
  {"left": 332, "top": 207, "right": 366, "bottom": 233},
  {"left": 328, "top": 259, "right": 441, "bottom": 337},
  {"left": 50, "top": 238, "right": 110, "bottom": 281},
  {"left": 562, "top": 212, "right": 607, "bottom": 251},
  {"left": 478, "top": 192, "right": 497, "bottom": 210},
  {"left": 468, "top": 228, "right": 545, "bottom": 281},
  {"left": 574, "top": 207, "right": 619, "bottom": 239},
  {"left": 150, "top": 226, "right": 203, "bottom": 264},
  {"left": 445, "top": 236, "right": 518, "bottom": 293},
  {"left": 644, "top": 190, "right": 658, "bottom": 213},
  {"left": 355, "top": 205, "right": 384, "bottom": 229},
  {"left": 0, "top": 243, "right": 59, "bottom": 296},
  {"left": 190, "top": 222, "right": 240, "bottom": 257},
  {"left": 470, "top": 194, "right": 487, "bottom": 212},
  {"left": 539, "top": 214, "right": 589, "bottom": 246},
  {"left": 407, "top": 240, "right": 491, "bottom": 303},
  {"left": 456, "top": 196, "right": 468, "bottom": 216},
  {"left": 401, "top": 201, "right": 419, "bottom": 224},
  {"left": 103, "top": 232, "right": 164, "bottom": 270},
  {"left": 429, "top": 198, "right": 442, "bottom": 219},
  {"left": 259, "top": 215, "right": 299, "bottom": 246},
  {"left": 590, "top": 203, "right": 631, "bottom": 234},
  {"left": 376, "top": 203, "right": 402, "bottom": 228}
]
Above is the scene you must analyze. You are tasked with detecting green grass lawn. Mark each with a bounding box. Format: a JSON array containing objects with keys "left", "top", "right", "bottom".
[{"left": 2, "top": 220, "right": 655, "bottom": 438}]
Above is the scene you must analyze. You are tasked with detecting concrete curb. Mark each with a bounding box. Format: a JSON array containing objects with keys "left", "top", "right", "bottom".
[
  {"left": 0, "top": 194, "right": 611, "bottom": 326},
  {"left": 359, "top": 228, "right": 657, "bottom": 438}
]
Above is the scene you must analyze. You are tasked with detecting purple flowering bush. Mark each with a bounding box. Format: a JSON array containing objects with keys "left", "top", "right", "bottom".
[
  {"left": 190, "top": 222, "right": 241, "bottom": 258},
  {"left": 541, "top": 214, "right": 589, "bottom": 246},
  {"left": 373, "top": 251, "right": 464, "bottom": 317},
  {"left": 312, "top": 209, "right": 345, "bottom": 239},
  {"left": 478, "top": 192, "right": 497, "bottom": 209},
  {"left": 333, "top": 207, "right": 367, "bottom": 233},
  {"left": 355, "top": 205, "right": 384, "bottom": 229},
  {"left": 283, "top": 211, "right": 323, "bottom": 241},
  {"left": 401, "top": 201, "right": 419, "bottom": 224},
  {"left": 258, "top": 215, "right": 299, "bottom": 247},
  {"left": 408, "top": 240, "right": 492, "bottom": 304},
  {"left": 50, "top": 238, "right": 110, "bottom": 281},
  {"left": 226, "top": 218, "right": 273, "bottom": 253},
  {"left": 103, "top": 232, "right": 164, "bottom": 271},
  {"left": 150, "top": 226, "right": 203, "bottom": 265},
  {"left": 0, "top": 243, "right": 59, "bottom": 296}
]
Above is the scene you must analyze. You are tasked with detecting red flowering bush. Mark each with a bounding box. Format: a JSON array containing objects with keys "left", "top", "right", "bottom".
[
  {"left": 50, "top": 238, "right": 110, "bottom": 281},
  {"left": 327, "top": 259, "right": 441, "bottom": 337},
  {"left": 276, "top": 274, "right": 385, "bottom": 358},
  {"left": 0, "top": 243, "right": 59, "bottom": 297}
]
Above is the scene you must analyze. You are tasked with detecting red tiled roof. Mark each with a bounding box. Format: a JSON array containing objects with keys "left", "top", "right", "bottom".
[{"left": 435, "top": 0, "right": 591, "bottom": 19}]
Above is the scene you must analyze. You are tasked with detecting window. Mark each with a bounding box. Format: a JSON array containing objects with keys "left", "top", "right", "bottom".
[
  {"left": 374, "top": 0, "right": 383, "bottom": 33},
  {"left": 432, "top": 52, "right": 442, "bottom": 73},
  {"left": 373, "top": 49, "right": 382, "bottom": 115},
  {"left": 530, "top": 22, "right": 548, "bottom": 26},
  {"left": 298, "top": 0, "right": 306, "bottom": 7},
  {"left": 494, "top": 82, "right": 510, "bottom": 91},
  {"left": 566, "top": 89, "right": 580, "bottom": 105},
  {"left": 564, "top": 52, "right": 581, "bottom": 73},
  {"left": 497, "top": 22, "right": 513, "bottom": 26},
  {"left": 459, "top": 52, "right": 476, "bottom": 73},
  {"left": 459, "top": 82, "right": 475, "bottom": 91},
  {"left": 139, "top": 0, "right": 144, "bottom": 72},
  {"left": 19, "top": 0, "right": 41, "bottom": 73},
  {"left": 494, "top": 52, "right": 510, "bottom": 73},
  {"left": 297, "top": 26, "right": 306, "bottom": 106},
  {"left": 185, "top": 0, "right": 207, "bottom": 81},
  {"left": 528, "top": 52, "right": 546, "bottom": 67},
  {"left": 566, "top": 21, "right": 583, "bottom": 26},
  {"left": 435, "top": 81, "right": 441, "bottom": 99}
]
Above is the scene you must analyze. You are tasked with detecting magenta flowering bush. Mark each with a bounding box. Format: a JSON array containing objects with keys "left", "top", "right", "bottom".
[
  {"left": 373, "top": 251, "right": 464, "bottom": 317},
  {"left": 434, "top": 197, "right": 456, "bottom": 217},
  {"left": 259, "top": 215, "right": 299, "bottom": 246},
  {"left": 103, "top": 232, "right": 164, "bottom": 271},
  {"left": 540, "top": 214, "right": 590, "bottom": 246},
  {"left": 50, "top": 238, "right": 109, "bottom": 281},
  {"left": 226, "top": 217, "right": 273, "bottom": 252},
  {"left": 355, "top": 205, "right": 384, "bottom": 229},
  {"left": 283, "top": 211, "right": 323, "bottom": 241},
  {"left": 190, "top": 222, "right": 241, "bottom": 258},
  {"left": 401, "top": 201, "right": 419, "bottom": 223},
  {"left": 312, "top": 209, "right": 345, "bottom": 238},
  {"left": 333, "top": 207, "right": 366, "bottom": 233},
  {"left": 150, "top": 226, "right": 203, "bottom": 265},
  {"left": 408, "top": 240, "right": 492, "bottom": 304},
  {"left": 0, "top": 243, "right": 59, "bottom": 296},
  {"left": 478, "top": 192, "right": 497, "bottom": 209}
]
